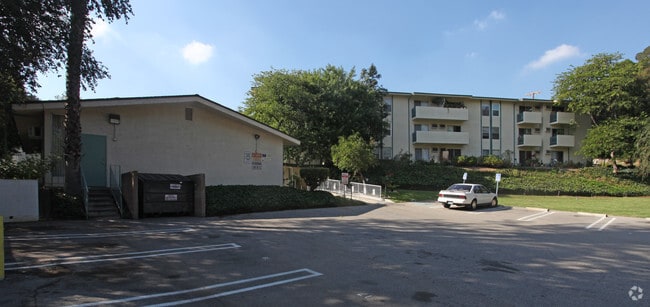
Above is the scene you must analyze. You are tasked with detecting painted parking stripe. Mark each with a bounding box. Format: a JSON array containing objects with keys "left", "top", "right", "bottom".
[
  {"left": 67, "top": 268, "right": 323, "bottom": 307},
  {"left": 517, "top": 211, "right": 555, "bottom": 221},
  {"left": 585, "top": 216, "right": 607, "bottom": 229},
  {"left": 5, "top": 243, "right": 240, "bottom": 270},
  {"left": 585, "top": 216, "right": 616, "bottom": 231},
  {"left": 6, "top": 228, "right": 195, "bottom": 241},
  {"left": 598, "top": 218, "right": 616, "bottom": 231}
]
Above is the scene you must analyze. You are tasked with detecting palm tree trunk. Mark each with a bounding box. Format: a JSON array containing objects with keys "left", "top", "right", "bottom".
[{"left": 64, "top": 0, "right": 88, "bottom": 196}]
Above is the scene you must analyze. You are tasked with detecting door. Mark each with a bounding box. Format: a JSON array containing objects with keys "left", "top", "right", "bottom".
[{"left": 81, "top": 134, "right": 107, "bottom": 187}]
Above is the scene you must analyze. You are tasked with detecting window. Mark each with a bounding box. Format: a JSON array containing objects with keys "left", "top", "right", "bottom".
[
  {"left": 482, "top": 150, "right": 490, "bottom": 156},
  {"left": 491, "top": 127, "right": 500, "bottom": 140},
  {"left": 448, "top": 125, "right": 461, "bottom": 132},
  {"left": 185, "top": 108, "right": 193, "bottom": 121},
  {"left": 383, "top": 97, "right": 392, "bottom": 113},
  {"left": 448, "top": 149, "right": 461, "bottom": 160},
  {"left": 414, "top": 124, "right": 428, "bottom": 131},
  {"left": 414, "top": 148, "right": 430, "bottom": 161},
  {"left": 482, "top": 127, "right": 490, "bottom": 139},
  {"left": 431, "top": 124, "right": 438, "bottom": 129},
  {"left": 481, "top": 102, "right": 490, "bottom": 116},
  {"left": 492, "top": 103, "right": 500, "bottom": 117},
  {"left": 385, "top": 122, "right": 391, "bottom": 136}
]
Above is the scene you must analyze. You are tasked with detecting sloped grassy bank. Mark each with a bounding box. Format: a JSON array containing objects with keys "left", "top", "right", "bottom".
[{"left": 366, "top": 161, "right": 650, "bottom": 197}]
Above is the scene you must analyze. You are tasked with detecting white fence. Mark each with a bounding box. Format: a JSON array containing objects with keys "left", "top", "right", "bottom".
[{"left": 318, "top": 179, "right": 383, "bottom": 200}]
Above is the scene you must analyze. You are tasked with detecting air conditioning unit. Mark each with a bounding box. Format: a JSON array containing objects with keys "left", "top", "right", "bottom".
[{"left": 27, "top": 126, "right": 42, "bottom": 139}]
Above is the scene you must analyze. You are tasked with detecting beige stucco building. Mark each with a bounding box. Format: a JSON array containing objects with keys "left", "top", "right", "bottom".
[
  {"left": 13, "top": 95, "right": 300, "bottom": 188},
  {"left": 380, "top": 92, "right": 591, "bottom": 165}
]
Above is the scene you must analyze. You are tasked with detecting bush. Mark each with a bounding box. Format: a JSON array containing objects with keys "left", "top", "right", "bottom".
[
  {"left": 49, "top": 190, "right": 85, "bottom": 219},
  {"left": 479, "top": 155, "right": 504, "bottom": 168},
  {"left": 205, "top": 185, "right": 364, "bottom": 216},
  {"left": 299, "top": 167, "right": 329, "bottom": 191},
  {"left": 0, "top": 154, "right": 56, "bottom": 179},
  {"left": 455, "top": 155, "right": 478, "bottom": 167}
]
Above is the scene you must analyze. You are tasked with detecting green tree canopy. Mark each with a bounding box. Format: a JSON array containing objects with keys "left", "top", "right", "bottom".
[
  {"left": 552, "top": 49, "right": 650, "bottom": 168},
  {"left": 241, "top": 64, "right": 388, "bottom": 166},
  {"left": 331, "top": 132, "right": 378, "bottom": 182},
  {"left": 553, "top": 52, "right": 647, "bottom": 125}
]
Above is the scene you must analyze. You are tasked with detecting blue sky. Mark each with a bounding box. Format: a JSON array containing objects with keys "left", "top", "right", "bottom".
[{"left": 35, "top": 0, "right": 650, "bottom": 110}]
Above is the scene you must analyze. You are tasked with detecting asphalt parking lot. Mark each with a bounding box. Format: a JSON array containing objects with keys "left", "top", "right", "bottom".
[{"left": 1, "top": 202, "right": 649, "bottom": 306}]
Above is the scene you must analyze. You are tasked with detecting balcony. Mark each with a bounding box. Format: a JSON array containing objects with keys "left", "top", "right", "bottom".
[
  {"left": 412, "top": 131, "right": 469, "bottom": 145},
  {"left": 517, "top": 134, "right": 542, "bottom": 147},
  {"left": 550, "top": 111, "right": 575, "bottom": 126},
  {"left": 516, "top": 111, "right": 542, "bottom": 125},
  {"left": 411, "top": 106, "right": 468, "bottom": 121},
  {"left": 550, "top": 135, "right": 575, "bottom": 148}
]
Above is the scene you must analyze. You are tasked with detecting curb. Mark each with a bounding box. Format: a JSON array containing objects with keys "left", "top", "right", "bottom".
[
  {"left": 524, "top": 207, "right": 550, "bottom": 212},
  {"left": 577, "top": 212, "right": 608, "bottom": 217}
]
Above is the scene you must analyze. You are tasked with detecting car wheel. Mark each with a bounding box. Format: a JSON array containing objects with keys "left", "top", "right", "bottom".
[
  {"left": 491, "top": 197, "right": 498, "bottom": 207},
  {"left": 443, "top": 203, "right": 451, "bottom": 208},
  {"left": 468, "top": 199, "right": 477, "bottom": 211}
]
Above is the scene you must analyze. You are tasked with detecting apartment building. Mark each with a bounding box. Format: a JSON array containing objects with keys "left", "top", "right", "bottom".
[{"left": 379, "top": 92, "right": 591, "bottom": 166}]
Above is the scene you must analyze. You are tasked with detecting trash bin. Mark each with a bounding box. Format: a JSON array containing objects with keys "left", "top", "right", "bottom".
[{"left": 138, "top": 173, "right": 194, "bottom": 216}]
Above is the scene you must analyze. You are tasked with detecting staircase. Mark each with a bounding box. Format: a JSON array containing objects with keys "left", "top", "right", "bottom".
[{"left": 87, "top": 187, "right": 120, "bottom": 219}]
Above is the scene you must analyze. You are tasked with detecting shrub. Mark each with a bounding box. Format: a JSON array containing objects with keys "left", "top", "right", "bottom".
[
  {"left": 0, "top": 154, "right": 56, "bottom": 179},
  {"left": 300, "top": 167, "right": 329, "bottom": 191},
  {"left": 479, "top": 155, "right": 504, "bottom": 168},
  {"left": 205, "top": 185, "right": 363, "bottom": 216},
  {"left": 49, "top": 190, "right": 85, "bottom": 219}
]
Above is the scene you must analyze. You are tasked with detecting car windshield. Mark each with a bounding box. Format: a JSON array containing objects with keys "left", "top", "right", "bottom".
[{"left": 447, "top": 184, "right": 472, "bottom": 192}]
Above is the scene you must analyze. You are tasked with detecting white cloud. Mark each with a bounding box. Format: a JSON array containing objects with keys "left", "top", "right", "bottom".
[
  {"left": 474, "top": 9, "right": 506, "bottom": 30},
  {"left": 526, "top": 44, "right": 581, "bottom": 70},
  {"left": 91, "top": 19, "right": 111, "bottom": 39},
  {"left": 181, "top": 41, "right": 214, "bottom": 65}
]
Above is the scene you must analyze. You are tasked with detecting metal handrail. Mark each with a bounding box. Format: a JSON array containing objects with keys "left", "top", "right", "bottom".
[
  {"left": 80, "top": 166, "right": 89, "bottom": 219},
  {"left": 109, "top": 165, "right": 123, "bottom": 217}
]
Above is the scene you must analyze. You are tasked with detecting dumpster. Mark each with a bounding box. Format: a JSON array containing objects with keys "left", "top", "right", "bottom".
[{"left": 138, "top": 173, "right": 194, "bottom": 216}]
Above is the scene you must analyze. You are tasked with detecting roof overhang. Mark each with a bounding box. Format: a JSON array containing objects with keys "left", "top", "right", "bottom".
[{"left": 13, "top": 94, "right": 301, "bottom": 146}]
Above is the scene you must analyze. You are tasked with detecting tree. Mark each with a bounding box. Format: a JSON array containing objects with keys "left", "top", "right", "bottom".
[
  {"left": 0, "top": 0, "right": 68, "bottom": 154},
  {"left": 242, "top": 64, "right": 387, "bottom": 166},
  {"left": 635, "top": 119, "right": 650, "bottom": 179},
  {"left": 552, "top": 50, "right": 650, "bottom": 171},
  {"left": 64, "top": 0, "right": 132, "bottom": 195},
  {"left": 331, "top": 133, "right": 378, "bottom": 183}
]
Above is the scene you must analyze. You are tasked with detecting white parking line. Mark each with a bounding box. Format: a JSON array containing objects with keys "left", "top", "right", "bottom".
[
  {"left": 586, "top": 216, "right": 607, "bottom": 229},
  {"left": 5, "top": 243, "right": 240, "bottom": 270},
  {"left": 6, "top": 228, "right": 196, "bottom": 241},
  {"left": 517, "top": 211, "right": 555, "bottom": 221},
  {"left": 585, "top": 216, "right": 616, "bottom": 231},
  {"left": 598, "top": 218, "right": 616, "bottom": 231},
  {"left": 67, "top": 268, "right": 323, "bottom": 307}
]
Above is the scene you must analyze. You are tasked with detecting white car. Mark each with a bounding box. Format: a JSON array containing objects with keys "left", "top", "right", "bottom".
[{"left": 437, "top": 183, "right": 498, "bottom": 210}]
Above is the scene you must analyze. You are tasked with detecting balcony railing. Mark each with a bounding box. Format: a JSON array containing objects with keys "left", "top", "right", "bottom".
[
  {"left": 517, "top": 134, "right": 542, "bottom": 147},
  {"left": 550, "top": 112, "right": 575, "bottom": 126},
  {"left": 412, "top": 130, "right": 469, "bottom": 144},
  {"left": 550, "top": 135, "right": 575, "bottom": 148},
  {"left": 516, "top": 111, "right": 542, "bottom": 124},
  {"left": 411, "top": 106, "right": 468, "bottom": 121}
]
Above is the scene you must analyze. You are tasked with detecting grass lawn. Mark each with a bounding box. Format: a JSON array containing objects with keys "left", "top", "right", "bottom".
[{"left": 386, "top": 190, "right": 650, "bottom": 218}]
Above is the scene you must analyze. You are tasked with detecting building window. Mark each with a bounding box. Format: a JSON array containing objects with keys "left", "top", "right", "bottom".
[
  {"left": 492, "top": 103, "right": 500, "bottom": 117},
  {"left": 383, "top": 97, "right": 392, "bottom": 113},
  {"left": 491, "top": 127, "right": 500, "bottom": 140},
  {"left": 492, "top": 150, "right": 501, "bottom": 156},
  {"left": 481, "top": 102, "right": 490, "bottom": 116},
  {"left": 185, "top": 108, "right": 193, "bottom": 121},
  {"left": 414, "top": 124, "right": 428, "bottom": 131},
  {"left": 415, "top": 148, "right": 430, "bottom": 161},
  {"left": 448, "top": 125, "right": 461, "bottom": 132},
  {"left": 482, "top": 126, "right": 490, "bottom": 139},
  {"left": 482, "top": 149, "right": 490, "bottom": 156}
]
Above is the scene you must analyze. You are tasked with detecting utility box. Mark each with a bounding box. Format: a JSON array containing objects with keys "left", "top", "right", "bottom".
[{"left": 138, "top": 173, "right": 194, "bottom": 216}]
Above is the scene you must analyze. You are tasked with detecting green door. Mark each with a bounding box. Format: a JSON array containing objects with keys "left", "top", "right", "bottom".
[{"left": 81, "top": 134, "right": 107, "bottom": 187}]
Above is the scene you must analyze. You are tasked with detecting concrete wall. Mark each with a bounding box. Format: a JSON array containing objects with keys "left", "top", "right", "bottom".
[
  {"left": 0, "top": 179, "right": 39, "bottom": 222},
  {"left": 42, "top": 101, "right": 285, "bottom": 187}
]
